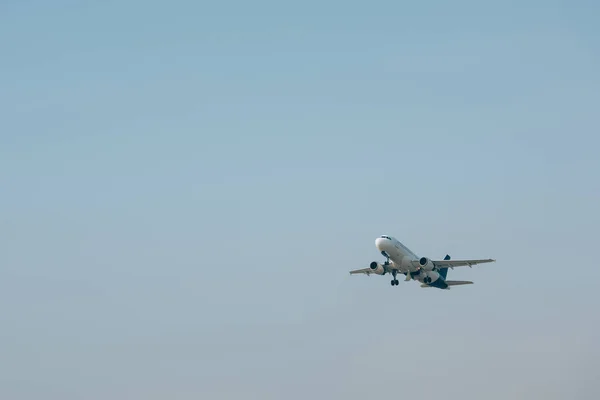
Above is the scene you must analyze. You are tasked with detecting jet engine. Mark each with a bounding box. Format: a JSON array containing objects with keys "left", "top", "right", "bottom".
[
  {"left": 418, "top": 257, "right": 435, "bottom": 271},
  {"left": 369, "top": 261, "right": 385, "bottom": 275}
]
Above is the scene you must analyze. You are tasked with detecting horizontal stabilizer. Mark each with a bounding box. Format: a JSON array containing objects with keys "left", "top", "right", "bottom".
[{"left": 445, "top": 280, "right": 473, "bottom": 286}]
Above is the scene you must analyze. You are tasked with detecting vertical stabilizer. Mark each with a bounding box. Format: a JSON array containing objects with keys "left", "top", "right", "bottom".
[{"left": 438, "top": 254, "right": 451, "bottom": 279}]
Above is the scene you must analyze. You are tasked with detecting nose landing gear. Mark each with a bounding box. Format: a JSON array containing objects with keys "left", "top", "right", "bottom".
[{"left": 390, "top": 270, "right": 399, "bottom": 286}]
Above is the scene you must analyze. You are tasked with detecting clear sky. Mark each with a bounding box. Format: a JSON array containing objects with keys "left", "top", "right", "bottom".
[{"left": 1, "top": 1, "right": 599, "bottom": 399}]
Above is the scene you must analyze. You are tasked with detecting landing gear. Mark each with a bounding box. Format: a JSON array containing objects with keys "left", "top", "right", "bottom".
[
  {"left": 380, "top": 251, "right": 391, "bottom": 267},
  {"left": 390, "top": 271, "right": 399, "bottom": 286}
]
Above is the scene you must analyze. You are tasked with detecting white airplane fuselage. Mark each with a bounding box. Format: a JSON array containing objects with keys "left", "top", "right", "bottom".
[
  {"left": 350, "top": 235, "right": 495, "bottom": 289},
  {"left": 375, "top": 236, "right": 419, "bottom": 268},
  {"left": 371, "top": 235, "right": 450, "bottom": 288}
]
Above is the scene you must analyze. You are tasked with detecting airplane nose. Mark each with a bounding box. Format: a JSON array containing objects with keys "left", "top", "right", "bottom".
[{"left": 375, "top": 238, "right": 384, "bottom": 249}]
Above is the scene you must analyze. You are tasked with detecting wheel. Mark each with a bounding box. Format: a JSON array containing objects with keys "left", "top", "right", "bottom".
[{"left": 391, "top": 280, "right": 394, "bottom": 286}]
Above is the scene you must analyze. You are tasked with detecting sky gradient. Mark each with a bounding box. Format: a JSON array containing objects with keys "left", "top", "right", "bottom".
[{"left": 1, "top": 1, "right": 599, "bottom": 399}]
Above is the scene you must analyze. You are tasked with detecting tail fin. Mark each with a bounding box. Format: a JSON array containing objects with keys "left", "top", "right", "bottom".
[{"left": 438, "top": 254, "right": 450, "bottom": 279}]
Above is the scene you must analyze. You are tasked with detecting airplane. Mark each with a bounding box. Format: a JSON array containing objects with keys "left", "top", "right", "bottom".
[{"left": 350, "top": 235, "right": 495, "bottom": 289}]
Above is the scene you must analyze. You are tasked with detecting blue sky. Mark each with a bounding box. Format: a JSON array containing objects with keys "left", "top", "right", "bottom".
[{"left": 1, "top": 1, "right": 599, "bottom": 399}]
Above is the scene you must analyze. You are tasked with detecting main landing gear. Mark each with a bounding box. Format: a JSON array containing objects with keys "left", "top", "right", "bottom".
[{"left": 390, "top": 270, "right": 399, "bottom": 286}]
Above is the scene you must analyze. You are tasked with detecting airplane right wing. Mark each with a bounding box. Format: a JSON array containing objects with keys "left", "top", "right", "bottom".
[{"left": 432, "top": 259, "right": 495, "bottom": 269}]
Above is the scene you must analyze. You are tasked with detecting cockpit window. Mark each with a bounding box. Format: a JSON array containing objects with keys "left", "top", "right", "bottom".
[{"left": 380, "top": 235, "right": 391, "bottom": 240}]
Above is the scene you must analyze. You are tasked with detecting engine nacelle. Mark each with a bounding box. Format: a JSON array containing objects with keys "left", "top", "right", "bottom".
[
  {"left": 369, "top": 261, "right": 385, "bottom": 275},
  {"left": 418, "top": 257, "right": 435, "bottom": 271}
]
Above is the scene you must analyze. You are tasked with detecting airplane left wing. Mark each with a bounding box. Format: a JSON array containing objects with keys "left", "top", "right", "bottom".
[
  {"left": 432, "top": 259, "right": 495, "bottom": 269},
  {"left": 349, "top": 268, "right": 374, "bottom": 275}
]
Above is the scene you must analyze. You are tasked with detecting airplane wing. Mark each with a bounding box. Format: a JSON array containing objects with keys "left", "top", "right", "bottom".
[
  {"left": 432, "top": 259, "right": 495, "bottom": 269},
  {"left": 349, "top": 268, "right": 374, "bottom": 275}
]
